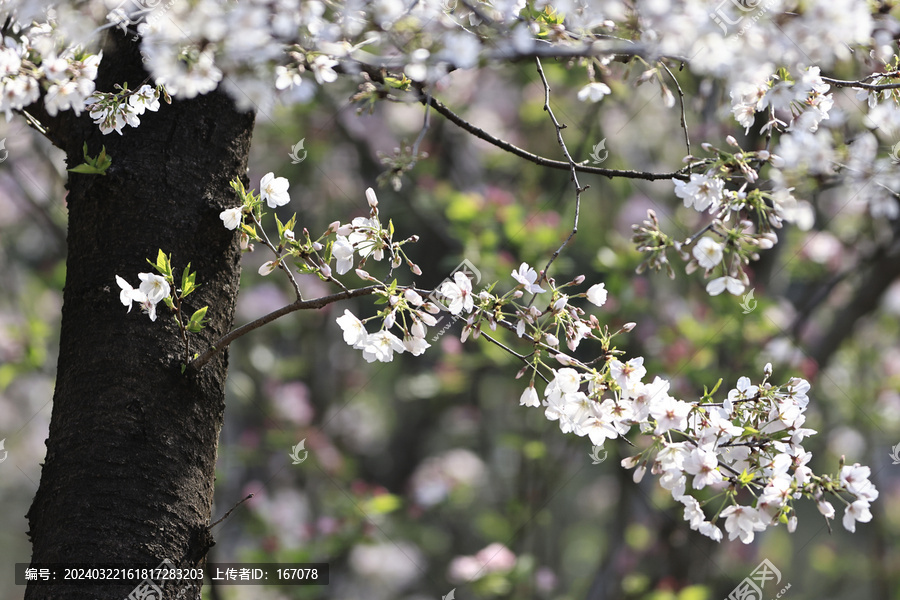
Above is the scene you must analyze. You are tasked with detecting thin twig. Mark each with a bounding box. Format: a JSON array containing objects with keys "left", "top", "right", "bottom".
[
  {"left": 660, "top": 61, "right": 691, "bottom": 169},
  {"left": 408, "top": 90, "right": 432, "bottom": 170},
  {"left": 210, "top": 494, "right": 254, "bottom": 529},
  {"left": 534, "top": 57, "right": 586, "bottom": 286},
  {"left": 252, "top": 212, "right": 304, "bottom": 300}
]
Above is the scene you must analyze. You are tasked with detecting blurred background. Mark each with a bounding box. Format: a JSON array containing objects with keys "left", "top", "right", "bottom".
[{"left": 1, "top": 57, "right": 899, "bottom": 600}]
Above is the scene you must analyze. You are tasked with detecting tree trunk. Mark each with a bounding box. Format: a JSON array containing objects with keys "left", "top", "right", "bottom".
[{"left": 24, "top": 32, "right": 254, "bottom": 600}]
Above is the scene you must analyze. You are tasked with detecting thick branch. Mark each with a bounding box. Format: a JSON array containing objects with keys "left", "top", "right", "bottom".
[{"left": 808, "top": 242, "right": 900, "bottom": 368}]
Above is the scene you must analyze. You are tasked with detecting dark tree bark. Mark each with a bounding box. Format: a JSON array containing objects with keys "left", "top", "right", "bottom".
[{"left": 24, "top": 32, "right": 254, "bottom": 600}]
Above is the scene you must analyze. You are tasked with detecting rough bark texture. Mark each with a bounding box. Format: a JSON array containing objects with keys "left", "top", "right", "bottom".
[{"left": 24, "top": 32, "right": 254, "bottom": 599}]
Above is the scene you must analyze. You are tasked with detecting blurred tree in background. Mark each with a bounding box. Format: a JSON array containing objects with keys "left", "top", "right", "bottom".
[{"left": 2, "top": 2, "right": 900, "bottom": 600}]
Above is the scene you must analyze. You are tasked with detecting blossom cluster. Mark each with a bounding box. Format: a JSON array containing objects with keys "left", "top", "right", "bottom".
[
  {"left": 221, "top": 174, "right": 421, "bottom": 285},
  {"left": 115, "top": 272, "right": 169, "bottom": 322},
  {"left": 114, "top": 251, "right": 207, "bottom": 364},
  {"left": 85, "top": 83, "right": 163, "bottom": 135},
  {"left": 0, "top": 28, "right": 101, "bottom": 122},
  {"left": 531, "top": 349, "right": 876, "bottom": 543},
  {"left": 330, "top": 229, "right": 878, "bottom": 541}
]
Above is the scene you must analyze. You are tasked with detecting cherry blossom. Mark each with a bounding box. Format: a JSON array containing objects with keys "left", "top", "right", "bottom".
[
  {"left": 139, "top": 273, "right": 170, "bottom": 304},
  {"left": 673, "top": 173, "right": 724, "bottom": 213},
  {"left": 842, "top": 500, "right": 873, "bottom": 533},
  {"left": 586, "top": 283, "right": 607, "bottom": 307},
  {"left": 692, "top": 237, "right": 724, "bottom": 270},
  {"left": 706, "top": 276, "right": 745, "bottom": 296},
  {"left": 511, "top": 263, "right": 545, "bottom": 294},
  {"left": 220, "top": 207, "right": 242, "bottom": 230},
  {"left": 259, "top": 172, "right": 290, "bottom": 208},
  {"left": 577, "top": 82, "right": 612, "bottom": 103},
  {"left": 440, "top": 272, "right": 474, "bottom": 315}
]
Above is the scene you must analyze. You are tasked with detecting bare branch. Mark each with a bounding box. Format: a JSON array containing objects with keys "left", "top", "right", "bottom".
[
  {"left": 189, "top": 284, "right": 385, "bottom": 372},
  {"left": 534, "top": 56, "right": 585, "bottom": 285},
  {"left": 416, "top": 91, "right": 689, "bottom": 181},
  {"left": 822, "top": 72, "right": 900, "bottom": 91}
]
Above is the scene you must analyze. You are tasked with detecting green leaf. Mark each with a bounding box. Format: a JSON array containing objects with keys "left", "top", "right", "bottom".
[
  {"left": 67, "top": 163, "right": 108, "bottom": 175},
  {"left": 362, "top": 493, "right": 402, "bottom": 515},
  {"left": 68, "top": 143, "right": 112, "bottom": 176},
  {"left": 189, "top": 305, "right": 208, "bottom": 325}
]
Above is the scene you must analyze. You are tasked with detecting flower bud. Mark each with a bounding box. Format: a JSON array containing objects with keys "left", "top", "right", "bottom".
[
  {"left": 284, "top": 229, "right": 295, "bottom": 241},
  {"left": 621, "top": 455, "right": 640, "bottom": 469},
  {"left": 513, "top": 290, "right": 523, "bottom": 298},
  {"left": 726, "top": 135, "right": 738, "bottom": 147},
  {"left": 328, "top": 220, "right": 341, "bottom": 234},
  {"left": 572, "top": 274, "right": 585, "bottom": 285},
  {"left": 319, "top": 263, "right": 332, "bottom": 278},
  {"left": 633, "top": 465, "right": 646, "bottom": 483},
  {"left": 554, "top": 353, "right": 572, "bottom": 365},
  {"left": 366, "top": 187, "right": 379, "bottom": 208},
  {"left": 258, "top": 261, "right": 277, "bottom": 276},
  {"left": 405, "top": 288, "right": 424, "bottom": 305},
  {"left": 621, "top": 322, "right": 636, "bottom": 332},
  {"left": 355, "top": 268, "right": 372, "bottom": 280},
  {"left": 410, "top": 263, "right": 422, "bottom": 276},
  {"left": 313, "top": 242, "right": 324, "bottom": 251}
]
